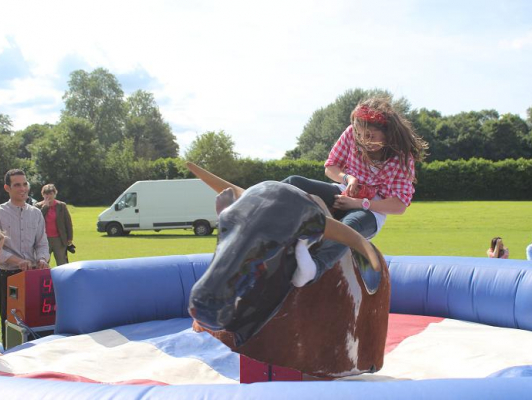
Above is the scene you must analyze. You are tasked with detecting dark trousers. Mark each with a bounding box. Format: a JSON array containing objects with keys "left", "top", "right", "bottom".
[
  {"left": 282, "top": 175, "right": 377, "bottom": 282},
  {"left": 1, "top": 269, "right": 22, "bottom": 349}
]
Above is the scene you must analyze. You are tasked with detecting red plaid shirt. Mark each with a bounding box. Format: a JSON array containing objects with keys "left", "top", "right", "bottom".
[{"left": 324, "top": 125, "right": 416, "bottom": 206}]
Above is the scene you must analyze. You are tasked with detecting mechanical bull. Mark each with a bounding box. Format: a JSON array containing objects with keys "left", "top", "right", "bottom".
[{"left": 186, "top": 162, "right": 390, "bottom": 378}]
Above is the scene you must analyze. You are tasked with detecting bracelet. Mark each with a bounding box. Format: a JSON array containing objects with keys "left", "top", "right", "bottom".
[
  {"left": 342, "top": 174, "right": 350, "bottom": 185},
  {"left": 362, "top": 198, "right": 371, "bottom": 210}
]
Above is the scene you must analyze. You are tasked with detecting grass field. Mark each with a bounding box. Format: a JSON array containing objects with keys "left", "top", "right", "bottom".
[{"left": 58, "top": 201, "right": 532, "bottom": 267}]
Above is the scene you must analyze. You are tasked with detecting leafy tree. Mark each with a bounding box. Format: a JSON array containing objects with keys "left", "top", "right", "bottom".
[
  {"left": 0, "top": 114, "right": 36, "bottom": 201},
  {"left": 31, "top": 117, "right": 107, "bottom": 205},
  {"left": 125, "top": 90, "right": 178, "bottom": 160},
  {"left": 423, "top": 110, "right": 530, "bottom": 161},
  {"left": 185, "top": 130, "right": 239, "bottom": 180},
  {"left": 0, "top": 114, "right": 13, "bottom": 135},
  {"left": 0, "top": 134, "right": 20, "bottom": 202},
  {"left": 62, "top": 68, "right": 126, "bottom": 147},
  {"left": 151, "top": 158, "right": 188, "bottom": 180},
  {"left": 12, "top": 123, "right": 53, "bottom": 159},
  {"left": 283, "top": 147, "right": 301, "bottom": 160},
  {"left": 482, "top": 113, "right": 532, "bottom": 160},
  {"left": 451, "top": 111, "right": 498, "bottom": 160},
  {"left": 102, "top": 139, "right": 137, "bottom": 200},
  {"left": 294, "top": 88, "right": 411, "bottom": 161},
  {"left": 433, "top": 120, "right": 459, "bottom": 160},
  {"left": 409, "top": 108, "right": 442, "bottom": 161}
]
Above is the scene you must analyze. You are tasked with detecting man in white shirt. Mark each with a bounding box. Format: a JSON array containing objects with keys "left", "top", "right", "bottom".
[{"left": 0, "top": 169, "right": 49, "bottom": 348}]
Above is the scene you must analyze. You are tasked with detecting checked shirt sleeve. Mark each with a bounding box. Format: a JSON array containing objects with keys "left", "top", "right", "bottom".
[
  {"left": 389, "top": 157, "right": 416, "bottom": 206},
  {"left": 324, "top": 126, "right": 353, "bottom": 169}
]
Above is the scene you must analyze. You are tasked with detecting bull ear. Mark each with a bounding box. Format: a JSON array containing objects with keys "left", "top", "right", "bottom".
[
  {"left": 216, "top": 188, "right": 236, "bottom": 215},
  {"left": 323, "top": 217, "right": 382, "bottom": 272},
  {"left": 186, "top": 162, "right": 245, "bottom": 199}
]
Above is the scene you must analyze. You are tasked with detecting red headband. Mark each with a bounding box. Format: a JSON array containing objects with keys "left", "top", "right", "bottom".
[{"left": 353, "top": 105, "right": 387, "bottom": 126}]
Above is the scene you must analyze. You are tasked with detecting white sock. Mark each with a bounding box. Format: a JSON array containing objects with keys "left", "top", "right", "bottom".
[{"left": 292, "top": 239, "right": 317, "bottom": 287}]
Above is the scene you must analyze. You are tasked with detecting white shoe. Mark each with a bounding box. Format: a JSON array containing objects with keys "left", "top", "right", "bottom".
[{"left": 292, "top": 239, "right": 317, "bottom": 287}]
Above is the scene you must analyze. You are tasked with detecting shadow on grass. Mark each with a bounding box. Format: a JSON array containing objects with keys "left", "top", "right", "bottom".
[{"left": 100, "top": 233, "right": 218, "bottom": 240}]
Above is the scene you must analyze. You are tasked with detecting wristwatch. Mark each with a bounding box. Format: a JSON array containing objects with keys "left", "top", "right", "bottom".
[
  {"left": 342, "top": 174, "right": 350, "bottom": 185},
  {"left": 362, "top": 198, "right": 371, "bottom": 210}
]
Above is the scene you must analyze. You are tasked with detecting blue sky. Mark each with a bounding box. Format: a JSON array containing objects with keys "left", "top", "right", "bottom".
[{"left": 1, "top": 0, "right": 531, "bottom": 159}]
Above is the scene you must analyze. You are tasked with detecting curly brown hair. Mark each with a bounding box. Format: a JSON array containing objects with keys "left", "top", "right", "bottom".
[{"left": 350, "top": 97, "right": 428, "bottom": 173}]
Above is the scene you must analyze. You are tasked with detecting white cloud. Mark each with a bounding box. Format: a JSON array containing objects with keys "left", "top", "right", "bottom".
[
  {"left": 499, "top": 30, "right": 532, "bottom": 50},
  {"left": 0, "top": 77, "right": 63, "bottom": 129}
]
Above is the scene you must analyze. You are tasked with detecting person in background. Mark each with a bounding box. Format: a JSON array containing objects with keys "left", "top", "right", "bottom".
[
  {"left": 487, "top": 237, "right": 509, "bottom": 259},
  {"left": 526, "top": 239, "right": 532, "bottom": 261},
  {"left": 0, "top": 169, "right": 49, "bottom": 349},
  {"left": 36, "top": 184, "right": 73, "bottom": 266},
  {"left": 0, "top": 231, "right": 5, "bottom": 257}
]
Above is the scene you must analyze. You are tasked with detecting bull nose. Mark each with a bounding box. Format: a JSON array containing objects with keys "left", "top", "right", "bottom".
[{"left": 189, "top": 296, "right": 235, "bottom": 330}]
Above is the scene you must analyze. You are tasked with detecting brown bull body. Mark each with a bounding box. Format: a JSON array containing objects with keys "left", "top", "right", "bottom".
[
  {"left": 194, "top": 249, "right": 390, "bottom": 377},
  {"left": 186, "top": 162, "right": 390, "bottom": 378}
]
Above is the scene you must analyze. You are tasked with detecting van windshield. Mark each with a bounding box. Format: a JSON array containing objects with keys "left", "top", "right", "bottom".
[{"left": 116, "top": 192, "right": 137, "bottom": 211}]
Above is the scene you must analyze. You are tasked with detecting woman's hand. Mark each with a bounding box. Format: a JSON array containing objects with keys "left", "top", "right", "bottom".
[
  {"left": 333, "top": 194, "right": 361, "bottom": 210},
  {"left": 493, "top": 239, "right": 503, "bottom": 258},
  {"left": 344, "top": 175, "right": 358, "bottom": 197}
]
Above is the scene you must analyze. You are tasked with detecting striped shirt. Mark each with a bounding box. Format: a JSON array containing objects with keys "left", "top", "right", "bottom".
[
  {"left": 324, "top": 125, "right": 416, "bottom": 206},
  {"left": 0, "top": 200, "right": 49, "bottom": 271}
]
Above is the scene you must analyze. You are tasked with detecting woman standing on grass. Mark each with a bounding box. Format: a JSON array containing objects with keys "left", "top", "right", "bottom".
[
  {"left": 283, "top": 97, "right": 428, "bottom": 286},
  {"left": 487, "top": 237, "right": 509, "bottom": 259},
  {"left": 36, "top": 184, "right": 74, "bottom": 266}
]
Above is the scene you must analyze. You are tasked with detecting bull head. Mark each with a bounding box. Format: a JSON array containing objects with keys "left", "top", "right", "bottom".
[{"left": 187, "top": 162, "right": 381, "bottom": 346}]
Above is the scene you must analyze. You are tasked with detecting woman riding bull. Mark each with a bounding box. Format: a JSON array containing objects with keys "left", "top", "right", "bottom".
[{"left": 283, "top": 97, "right": 428, "bottom": 286}]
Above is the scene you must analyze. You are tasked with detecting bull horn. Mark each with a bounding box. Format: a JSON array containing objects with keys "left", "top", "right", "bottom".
[
  {"left": 323, "top": 217, "right": 382, "bottom": 272},
  {"left": 186, "top": 162, "right": 245, "bottom": 198}
]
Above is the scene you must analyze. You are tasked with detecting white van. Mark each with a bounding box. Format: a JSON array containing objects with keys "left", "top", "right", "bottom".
[{"left": 97, "top": 179, "right": 218, "bottom": 236}]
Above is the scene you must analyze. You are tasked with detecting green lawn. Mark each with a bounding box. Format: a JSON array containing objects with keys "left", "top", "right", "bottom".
[
  {"left": 60, "top": 206, "right": 218, "bottom": 266},
  {"left": 372, "top": 201, "right": 532, "bottom": 259},
  {"left": 60, "top": 201, "right": 532, "bottom": 266}
]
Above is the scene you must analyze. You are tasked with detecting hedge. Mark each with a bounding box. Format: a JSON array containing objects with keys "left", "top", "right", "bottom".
[{"left": 229, "top": 157, "right": 532, "bottom": 201}]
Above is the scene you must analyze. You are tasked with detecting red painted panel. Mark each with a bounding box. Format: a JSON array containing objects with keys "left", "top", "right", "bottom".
[
  {"left": 240, "top": 355, "right": 270, "bottom": 383},
  {"left": 6, "top": 269, "right": 56, "bottom": 327},
  {"left": 271, "top": 364, "right": 302, "bottom": 381}
]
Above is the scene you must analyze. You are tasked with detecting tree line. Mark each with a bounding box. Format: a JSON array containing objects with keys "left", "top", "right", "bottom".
[
  {"left": 1, "top": 75, "right": 531, "bottom": 205},
  {"left": 287, "top": 88, "right": 532, "bottom": 162}
]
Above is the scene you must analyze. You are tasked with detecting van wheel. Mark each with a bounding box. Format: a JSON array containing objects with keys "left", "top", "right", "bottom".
[
  {"left": 194, "top": 222, "right": 212, "bottom": 236},
  {"left": 106, "top": 222, "right": 124, "bottom": 237}
]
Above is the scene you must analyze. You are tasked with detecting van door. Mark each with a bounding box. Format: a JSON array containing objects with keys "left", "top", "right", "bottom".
[{"left": 114, "top": 192, "right": 140, "bottom": 230}]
